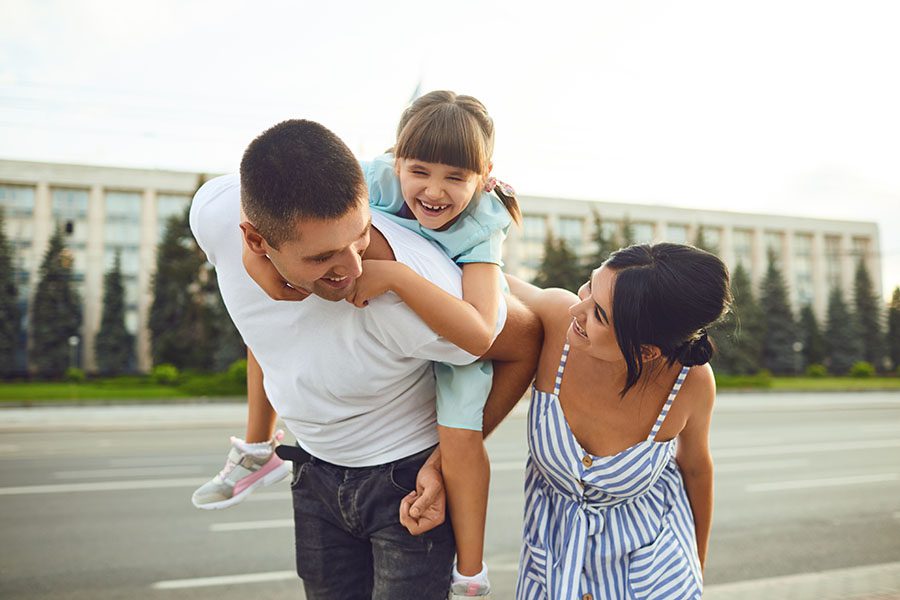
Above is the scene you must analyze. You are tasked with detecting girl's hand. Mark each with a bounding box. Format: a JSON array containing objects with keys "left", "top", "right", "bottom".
[
  {"left": 347, "top": 259, "right": 405, "bottom": 308},
  {"left": 242, "top": 242, "right": 310, "bottom": 302}
]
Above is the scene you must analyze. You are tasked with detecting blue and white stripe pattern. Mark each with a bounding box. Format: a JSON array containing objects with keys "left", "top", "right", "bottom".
[{"left": 516, "top": 343, "right": 702, "bottom": 599}]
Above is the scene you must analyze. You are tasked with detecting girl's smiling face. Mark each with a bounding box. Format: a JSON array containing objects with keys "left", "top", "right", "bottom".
[
  {"left": 395, "top": 157, "right": 484, "bottom": 230},
  {"left": 568, "top": 266, "right": 624, "bottom": 362}
]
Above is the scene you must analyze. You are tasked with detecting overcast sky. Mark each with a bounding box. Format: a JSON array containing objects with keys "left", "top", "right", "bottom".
[{"left": 2, "top": 0, "right": 898, "bottom": 299}]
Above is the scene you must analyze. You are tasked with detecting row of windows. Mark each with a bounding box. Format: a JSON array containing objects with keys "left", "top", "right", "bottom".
[{"left": 518, "top": 215, "right": 872, "bottom": 303}]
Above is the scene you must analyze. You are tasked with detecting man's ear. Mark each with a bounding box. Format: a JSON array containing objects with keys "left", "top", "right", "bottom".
[
  {"left": 239, "top": 222, "right": 270, "bottom": 256},
  {"left": 640, "top": 344, "right": 662, "bottom": 362}
]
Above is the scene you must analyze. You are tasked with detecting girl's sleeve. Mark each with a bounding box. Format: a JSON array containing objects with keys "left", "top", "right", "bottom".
[
  {"left": 454, "top": 191, "right": 512, "bottom": 265},
  {"left": 361, "top": 153, "right": 405, "bottom": 213},
  {"left": 455, "top": 228, "right": 506, "bottom": 265}
]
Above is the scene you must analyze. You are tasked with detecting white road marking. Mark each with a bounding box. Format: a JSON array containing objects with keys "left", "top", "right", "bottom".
[
  {"left": 715, "top": 459, "right": 808, "bottom": 473},
  {"left": 210, "top": 519, "right": 293, "bottom": 532},
  {"left": 716, "top": 438, "right": 900, "bottom": 458},
  {"left": 54, "top": 466, "right": 201, "bottom": 479},
  {"left": 152, "top": 570, "right": 296, "bottom": 589},
  {"left": 246, "top": 491, "right": 292, "bottom": 502},
  {"left": 0, "top": 477, "right": 204, "bottom": 496},
  {"left": 747, "top": 473, "right": 898, "bottom": 493}
]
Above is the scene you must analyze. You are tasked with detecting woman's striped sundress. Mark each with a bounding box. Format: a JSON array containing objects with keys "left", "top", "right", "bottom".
[{"left": 516, "top": 343, "right": 703, "bottom": 600}]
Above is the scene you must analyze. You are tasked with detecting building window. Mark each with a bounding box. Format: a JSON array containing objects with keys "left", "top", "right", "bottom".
[
  {"left": 631, "top": 222, "right": 654, "bottom": 244},
  {"left": 157, "top": 193, "right": 191, "bottom": 241},
  {"left": 732, "top": 229, "right": 753, "bottom": 273},
  {"left": 666, "top": 224, "right": 689, "bottom": 244},
  {"left": 793, "top": 233, "right": 814, "bottom": 306},
  {"left": 105, "top": 192, "right": 143, "bottom": 331},
  {"left": 0, "top": 184, "right": 35, "bottom": 217},
  {"left": 697, "top": 226, "right": 721, "bottom": 252},
  {"left": 51, "top": 188, "right": 90, "bottom": 286},
  {"left": 521, "top": 214, "right": 548, "bottom": 282},
  {"left": 557, "top": 217, "right": 584, "bottom": 254},
  {"left": 764, "top": 231, "right": 785, "bottom": 267}
]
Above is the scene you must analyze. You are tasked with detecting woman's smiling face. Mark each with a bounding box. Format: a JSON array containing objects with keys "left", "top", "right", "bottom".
[{"left": 568, "top": 266, "right": 624, "bottom": 362}]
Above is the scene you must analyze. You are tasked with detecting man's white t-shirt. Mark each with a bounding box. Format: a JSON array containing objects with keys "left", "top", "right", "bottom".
[{"left": 190, "top": 174, "right": 506, "bottom": 467}]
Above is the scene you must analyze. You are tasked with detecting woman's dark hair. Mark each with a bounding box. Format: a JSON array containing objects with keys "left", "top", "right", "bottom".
[{"left": 603, "top": 243, "right": 732, "bottom": 395}]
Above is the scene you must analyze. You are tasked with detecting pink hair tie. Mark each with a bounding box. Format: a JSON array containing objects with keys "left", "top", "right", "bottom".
[{"left": 485, "top": 177, "right": 515, "bottom": 196}]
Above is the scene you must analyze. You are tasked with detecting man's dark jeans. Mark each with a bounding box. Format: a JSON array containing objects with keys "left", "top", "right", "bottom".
[{"left": 276, "top": 444, "right": 455, "bottom": 600}]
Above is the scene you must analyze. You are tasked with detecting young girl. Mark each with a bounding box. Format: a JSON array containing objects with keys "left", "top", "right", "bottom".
[
  {"left": 508, "top": 243, "right": 729, "bottom": 599},
  {"left": 193, "top": 91, "right": 520, "bottom": 598}
]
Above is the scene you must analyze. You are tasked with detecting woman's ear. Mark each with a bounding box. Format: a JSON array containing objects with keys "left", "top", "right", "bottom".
[{"left": 640, "top": 344, "right": 662, "bottom": 362}]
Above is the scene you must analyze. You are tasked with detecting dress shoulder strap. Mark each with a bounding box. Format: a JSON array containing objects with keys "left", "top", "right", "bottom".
[
  {"left": 647, "top": 365, "right": 691, "bottom": 441},
  {"left": 552, "top": 343, "right": 571, "bottom": 396}
]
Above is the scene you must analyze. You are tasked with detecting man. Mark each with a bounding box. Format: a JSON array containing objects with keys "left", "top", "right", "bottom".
[{"left": 190, "top": 119, "right": 539, "bottom": 599}]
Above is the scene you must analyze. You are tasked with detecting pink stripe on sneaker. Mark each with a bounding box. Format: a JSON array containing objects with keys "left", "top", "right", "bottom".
[{"left": 232, "top": 456, "right": 284, "bottom": 496}]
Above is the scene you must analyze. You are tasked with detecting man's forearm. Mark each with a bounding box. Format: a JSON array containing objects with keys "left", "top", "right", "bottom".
[{"left": 481, "top": 294, "right": 543, "bottom": 437}]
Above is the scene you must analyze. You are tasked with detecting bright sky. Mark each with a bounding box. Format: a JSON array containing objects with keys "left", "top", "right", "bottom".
[{"left": 2, "top": 0, "right": 899, "bottom": 299}]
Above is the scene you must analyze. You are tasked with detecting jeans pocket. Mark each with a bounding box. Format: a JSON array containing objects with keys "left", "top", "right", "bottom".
[
  {"left": 290, "top": 460, "right": 309, "bottom": 489},
  {"left": 388, "top": 461, "right": 418, "bottom": 494}
]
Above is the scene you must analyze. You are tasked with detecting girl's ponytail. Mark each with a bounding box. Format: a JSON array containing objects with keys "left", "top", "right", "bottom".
[{"left": 485, "top": 177, "right": 521, "bottom": 225}]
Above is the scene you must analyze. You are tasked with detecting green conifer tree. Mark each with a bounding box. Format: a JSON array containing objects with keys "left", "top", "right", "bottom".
[
  {"left": 0, "top": 209, "right": 21, "bottom": 376},
  {"left": 149, "top": 199, "right": 244, "bottom": 372},
  {"left": 709, "top": 263, "right": 764, "bottom": 374},
  {"left": 582, "top": 210, "right": 619, "bottom": 281},
  {"left": 533, "top": 233, "right": 583, "bottom": 292},
  {"left": 888, "top": 287, "right": 900, "bottom": 370},
  {"left": 759, "top": 251, "right": 799, "bottom": 374},
  {"left": 825, "top": 287, "right": 862, "bottom": 374},
  {"left": 620, "top": 215, "right": 635, "bottom": 247},
  {"left": 853, "top": 260, "right": 886, "bottom": 370},
  {"left": 798, "top": 304, "right": 826, "bottom": 368},
  {"left": 149, "top": 208, "right": 215, "bottom": 370},
  {"left": 29, "top": 227, "right": 82, "bottom": 377},
  {"left": 693, "top": 226, "right": 719, "bottom": 255},
  {"left": 94, "top": 252, "right": 134, "bottom": 374}
]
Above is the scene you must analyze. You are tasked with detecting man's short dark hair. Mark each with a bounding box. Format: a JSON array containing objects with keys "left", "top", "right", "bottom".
[{"left": 240, "top": 119, "right": 366, "bottom": 248}]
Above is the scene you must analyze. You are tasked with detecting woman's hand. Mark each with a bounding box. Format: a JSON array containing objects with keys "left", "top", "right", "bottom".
[{"left": 242, "top": 242, "right": 309, "bottom": 302}]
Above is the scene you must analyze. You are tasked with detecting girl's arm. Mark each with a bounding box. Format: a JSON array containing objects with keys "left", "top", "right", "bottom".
[
  {"left": 348, "top": 260, "right": 500, "bottom": 356},
  {"left": 674, "top": 366, "right": 716, "bottom": 571}
]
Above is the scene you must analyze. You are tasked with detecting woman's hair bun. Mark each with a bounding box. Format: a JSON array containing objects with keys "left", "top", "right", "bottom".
[{"left": 676, "top": 330, "right": 714, "bottom": 367}]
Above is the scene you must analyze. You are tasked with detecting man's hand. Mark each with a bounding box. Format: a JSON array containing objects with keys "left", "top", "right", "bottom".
[
  {"left": 347, "top": 260, "right": 406, "bottom": 308},
  {"left": 242, "top": 241, "right": 309, "bottom": 302},
  {"left": 399, "top": 449, "right": 446, "bottom": 535}
]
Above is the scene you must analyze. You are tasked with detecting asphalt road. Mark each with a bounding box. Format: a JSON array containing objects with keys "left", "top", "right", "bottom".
[{"left": 1, "top": 392, "right": 899, "bottom": 599}]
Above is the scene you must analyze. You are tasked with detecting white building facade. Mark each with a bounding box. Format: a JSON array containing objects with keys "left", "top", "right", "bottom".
[{"left": 0, "top": 159, "right": 881, "bottom": 373}]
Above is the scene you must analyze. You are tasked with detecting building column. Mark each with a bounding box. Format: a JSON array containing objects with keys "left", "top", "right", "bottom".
[
  {"left": 137, "top": 188, "right": 157, "bottom": 372},
  {"left": 720, "top": 226, "right": 735, "bottom": 270},
  {"left": 841, "top": 233, "right": 854, "bottom": 302},
  {"left": 751, "top": 227, "right": 765, "bottom": 289},
  {"left": 654, "top": 219, "right": 667, "bottom": 243},
  {"left": 783, "top": 230, "right": 796, "bottom": 310},
  {"left": 82, "top": 185, "right": 105, "bottom": 372},
  {"left": 811, "top": 231, "right": 826, "bottom": 320}
]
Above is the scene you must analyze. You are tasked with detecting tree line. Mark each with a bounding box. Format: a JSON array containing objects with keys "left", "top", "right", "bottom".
[
  {"left": 531, "top": 211, "right": 900, "bottom": 376},
  {"left": 0, "top": 199, "right": 243, "bottom": 379},
  {"left": 2, "top": 205, "right": 899, "bottom": 378}
]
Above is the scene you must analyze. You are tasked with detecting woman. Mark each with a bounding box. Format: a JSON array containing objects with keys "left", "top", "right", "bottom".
[{"left": 510, "top": 243, "right": 730, "bottom": 600}]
